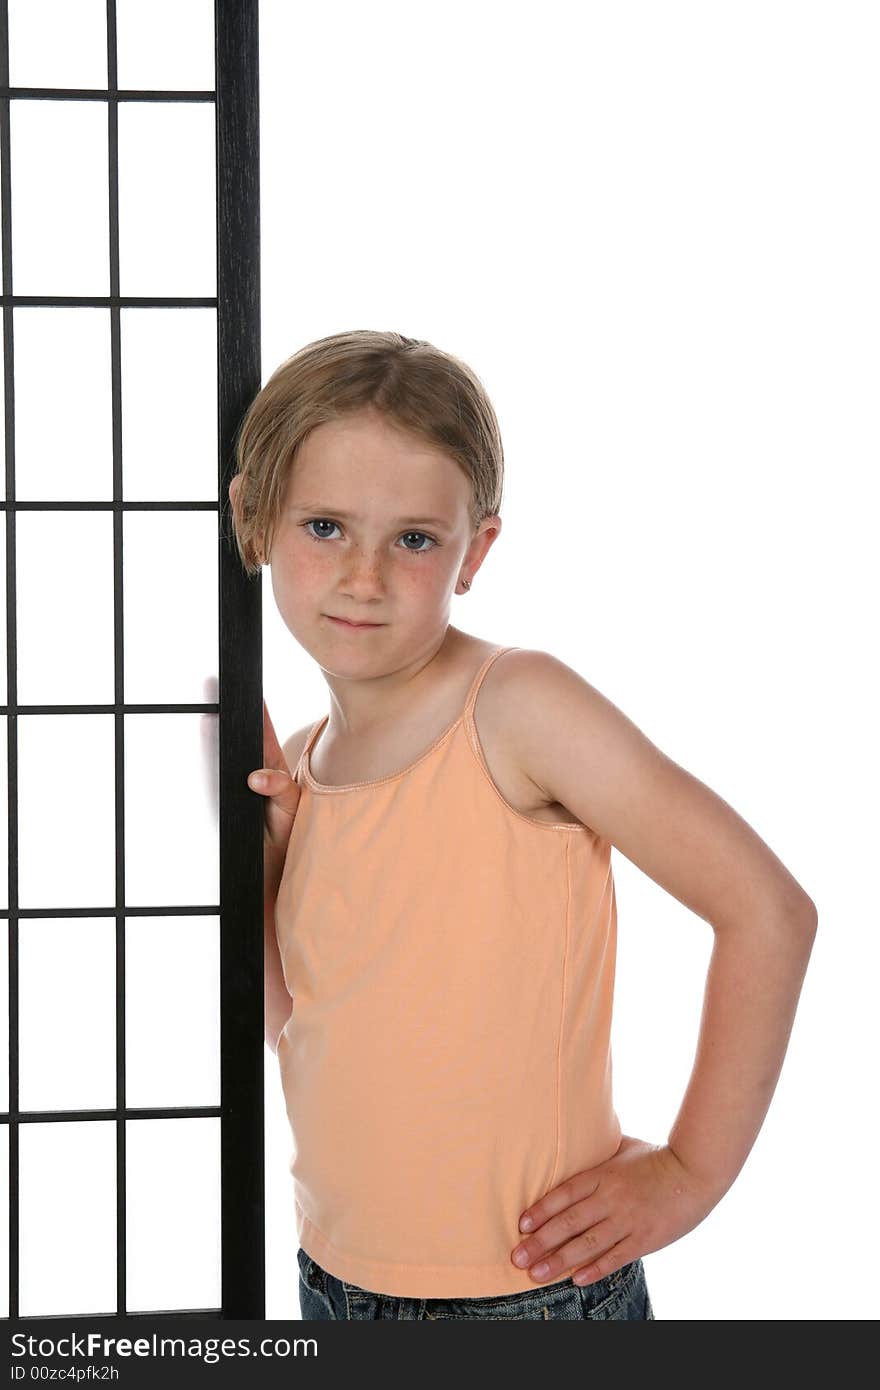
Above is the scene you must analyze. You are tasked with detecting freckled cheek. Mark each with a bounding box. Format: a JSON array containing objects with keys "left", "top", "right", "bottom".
[
  {"left": 395, "top": 561, "right": 448, "bottom": 597},
  {"left": 275, "top": 543, "right": 337, "bottom": 592},
  {"left": 292, "top": 550, "right": 333, "bottom": 590},
  {"left": 269, "top": 549, "right": 326, "bottom": 617}
]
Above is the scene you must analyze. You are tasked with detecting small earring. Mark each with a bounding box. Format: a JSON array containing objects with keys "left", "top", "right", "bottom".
[{"left": 460, "top": 577, "right": 471, "bottom": 592}]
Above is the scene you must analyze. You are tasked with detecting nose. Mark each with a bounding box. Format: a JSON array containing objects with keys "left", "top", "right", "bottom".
[{"left": 337, "top": 545, "right": 386, "bottom": 599}]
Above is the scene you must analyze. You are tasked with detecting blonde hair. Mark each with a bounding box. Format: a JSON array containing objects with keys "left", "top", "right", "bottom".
[{"left": 228, "top": 329, "right": 505, "bottom": 576}]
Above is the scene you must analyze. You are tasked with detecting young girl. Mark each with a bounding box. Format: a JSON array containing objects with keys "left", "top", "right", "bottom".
[{"left": 227, "top": 330, "right": 817, "bottom": 1322}]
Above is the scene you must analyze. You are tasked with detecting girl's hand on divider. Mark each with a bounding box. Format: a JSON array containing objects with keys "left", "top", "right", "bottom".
[{"left": 247, "top": 698, "right": 303, "bottom": 857}]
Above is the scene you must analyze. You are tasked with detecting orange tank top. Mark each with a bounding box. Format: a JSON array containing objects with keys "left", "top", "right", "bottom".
[{"left": 274, "top": 644, "right": 622, "bottom": 1299}]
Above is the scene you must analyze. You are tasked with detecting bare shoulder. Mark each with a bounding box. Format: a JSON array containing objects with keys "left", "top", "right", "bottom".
[
  {"left": 281, "top": 721, "right": 319, "bottom": 778},
  {"left": 482, "top": 647, "right": 649, "bottom": 816},
  {"left": 482, "top": 647, "right": 817, "bottom": 928},
  {"left": 472, "top": 647, "right": 587, "bottom": 827},
  {"left": 484, "top": 648, "right": 633, "bottom": 770}
]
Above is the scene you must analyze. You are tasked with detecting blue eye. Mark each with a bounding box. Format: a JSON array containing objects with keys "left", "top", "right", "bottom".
[
  {"left": 301, "top": 520, "right": 439, "bottom": 555},
  {"left": 399, "top": 531, "right": 437, "bottom": 553},
  {"left": 303, "top": 519, "right": 340, "bottom": 541}
]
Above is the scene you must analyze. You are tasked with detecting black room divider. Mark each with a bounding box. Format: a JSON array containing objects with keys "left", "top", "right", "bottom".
[{"left": 1, "top": 0, "right": 263, "bottom": 1319}]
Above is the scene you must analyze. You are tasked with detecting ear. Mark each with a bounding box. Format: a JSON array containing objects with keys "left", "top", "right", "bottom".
[
  {"left": 228, "top": 475, "right": 252, "bottom": 556},
  {"left": 228, "top": 474, "right": 247, "bottom": 535},
  {"left": 468, "top": 514, "right": 502, "bottom": 572}
]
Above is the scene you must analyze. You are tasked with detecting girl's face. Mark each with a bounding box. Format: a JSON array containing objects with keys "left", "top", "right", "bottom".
[{"left": 266, "top": 406, "right": 500, "bottom": 673}]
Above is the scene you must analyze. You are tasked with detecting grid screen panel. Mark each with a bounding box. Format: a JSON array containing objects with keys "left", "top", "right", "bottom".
[{"left": 1, "top": 0, "right": 263, "bottom": 1319}]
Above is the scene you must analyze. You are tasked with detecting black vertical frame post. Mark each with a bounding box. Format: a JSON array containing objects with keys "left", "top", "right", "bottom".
[{"left": 216, "top": 0, "right": 264, "bottom": 1319}]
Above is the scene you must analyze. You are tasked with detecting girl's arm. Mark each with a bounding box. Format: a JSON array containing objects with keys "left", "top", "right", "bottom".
[
  {"left": 665, "top": 897, "right": 815, "bottom": 1200},
  {"left": 261, "top": 723, "right": 312, "bottom": 1053},
  {"left": 264, "top": 843, "right": 292, "bottom": 1054}
]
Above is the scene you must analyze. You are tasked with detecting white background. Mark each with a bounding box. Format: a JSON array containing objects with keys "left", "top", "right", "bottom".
[
  {"left": 258, "top": 0, "right": 878, "bottom": 1321},
  {"left": 3, "top": 0, "right": 875, "bottom": 1324}
]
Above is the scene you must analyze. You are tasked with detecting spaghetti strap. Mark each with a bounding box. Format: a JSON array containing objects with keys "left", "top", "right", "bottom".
[
  {"left": 295, "top": 716, "right": 328, "bottom": 786},
  {"left": 463, "top": 645, "right": 519, "bottom": 717}
]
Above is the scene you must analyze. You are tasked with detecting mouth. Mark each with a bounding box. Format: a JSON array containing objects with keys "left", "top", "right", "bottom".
[{"left": 325, "top": 615, "right": 385, "bottom": 629}]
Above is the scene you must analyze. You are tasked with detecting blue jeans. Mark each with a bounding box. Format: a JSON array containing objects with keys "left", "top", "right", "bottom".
[{"left": 297, "top": 1247, "right": 655, "bottom": 1320}]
